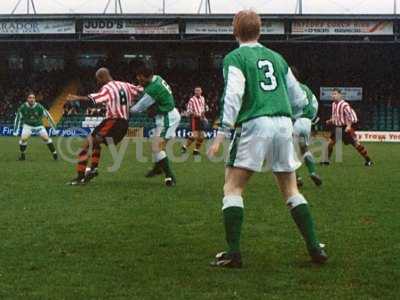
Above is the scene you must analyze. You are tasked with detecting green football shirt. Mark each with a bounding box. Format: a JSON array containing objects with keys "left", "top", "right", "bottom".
[
  {"left": 14, "top": 102, "right": 56, "bottom": 129},
  {"left": 144, "top": 75, "right": 175, "bottom": 114},
  {"left": 300, "top": 84, "right": 319, "bottom": 120},
  {"left": 219, "top": 42, "right": 307, "bottom": 128}
]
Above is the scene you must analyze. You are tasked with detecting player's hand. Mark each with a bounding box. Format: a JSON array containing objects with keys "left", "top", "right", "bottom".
[
  {"left": 345, "top": 125, "right": 352, "bottom": 133},
  {"left": 207, "top": 134, "right": 224, "bottom": 158},
  {"left": 326, "top": 119, "right": 332, "bottom": 125}
]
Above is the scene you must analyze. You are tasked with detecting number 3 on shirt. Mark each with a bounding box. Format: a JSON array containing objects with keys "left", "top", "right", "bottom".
[{"left": 257, "top": 60, "right": 278, "bottom": 92}]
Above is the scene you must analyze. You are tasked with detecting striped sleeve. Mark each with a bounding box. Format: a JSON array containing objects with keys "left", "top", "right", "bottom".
[
  {"left": 187, "top": 98, "right": 194, "bottom": 114},
  {"left": 88, "top": 86, "right": 110, "bottom": 104},
  {"left": 344, "top": 105, "right": 358, "bottom": 124},
  {"left": 126, "top": 83, "right": 143, "bottom": 99}
]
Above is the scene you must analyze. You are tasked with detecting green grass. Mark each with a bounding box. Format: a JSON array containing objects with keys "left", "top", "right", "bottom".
[{"left": 0, "top": 137, "right": 399, "bottom": 299}]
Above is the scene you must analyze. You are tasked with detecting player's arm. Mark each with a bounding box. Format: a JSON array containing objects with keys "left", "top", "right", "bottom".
[
  {"left": 285, "top": 67, "right": 307, "bottom": 119},
  {"left": 126, "top": 83, "right": 143, "bottom": 99},
  {"left": 209, "top": 55, "right": 245, "bottom": 157},
  {"left": 185, "top": 99, "right": 194, "bottom": 117},
  {"left": 13, "top": 109, "right": 22, "bottom": 136},
  {"left": 343, "top": 105, "right": 357, "bottom": 132},
  {"left": 67, "top": 87, "right": 110, "bottom": 106},
  {"left": 130, "top": 93, "right": 156, "bottom": 114}
]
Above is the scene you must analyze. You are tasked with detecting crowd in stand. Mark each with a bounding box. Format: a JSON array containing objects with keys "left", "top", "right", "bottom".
[
  {"left": 1, "top": 44, "right": 400, "bottom": 129},
  {"left": 0, "top": 69, "right": 68, "bottom": 122}
]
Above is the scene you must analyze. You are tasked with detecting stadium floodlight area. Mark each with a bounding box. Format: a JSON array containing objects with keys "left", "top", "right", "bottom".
[{"left": 11, "top": 0, "right": 37, "bottom": 14}]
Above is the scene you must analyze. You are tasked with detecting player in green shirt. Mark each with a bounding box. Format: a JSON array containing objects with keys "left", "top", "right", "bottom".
[
  {"left": 208, "top": 10, "right": 327, "bottom": 268},
  {"left": 293, "top": 80, "right": 322, "bottom": 187},
  {"left": 13, "top": 92, "right": 58, "bottom": 161},
  {"left": 130, "top": 62, "right": 181, "bottom": 187}
]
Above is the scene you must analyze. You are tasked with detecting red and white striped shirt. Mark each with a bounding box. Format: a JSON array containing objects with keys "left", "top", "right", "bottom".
[
  {"left": 331, "top": 100, "right": 358, "bottom": 126},
  {"left": 187, "top": 95, "right": 206, "bottom": 118},
  {"left": 88, "top": 81, "right": 142, "bottom": 120}
]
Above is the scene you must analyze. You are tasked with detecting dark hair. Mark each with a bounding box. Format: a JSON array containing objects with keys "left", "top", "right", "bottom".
[
  {"left": 26, "top": 91, "right": 35, "bottom": 97},
  {"left": 136, "top": 61, "right": 154, "bottom": 77},
  {"left": 332, "top": 88, "right": 342, "bottom": 94}
]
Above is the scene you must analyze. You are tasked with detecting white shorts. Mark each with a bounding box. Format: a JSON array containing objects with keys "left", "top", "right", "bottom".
[
  {"left": 155, "top": 108, "right": 181, "bottom": 139},
  {"left": 227, "top": 116, "right": 301, "bottom": 173},
  {"left": 293, "top": 118, "right": 312, "bottom": 146},
  {"left": 21, "top": 124, "right": 49, "bottom": 140}
]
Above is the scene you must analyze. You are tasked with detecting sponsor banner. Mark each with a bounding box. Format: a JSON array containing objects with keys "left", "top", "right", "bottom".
[
  {"left": 0, "top": 126, "right": 91, "bottom": 137},
  {"left": 356, "top": 131, "right": 400, "bottom": 143},
  {"left": 186, "top": 21, "right": 284, "bottom": 35},
  {"left": 320, "top": 87, "right": 362, "bottom": 101},
  {"left": 0, "top": 20, "right": 75, "bottom": 34},
  {"left": 83, "top": 20, "right": 179, "bottom": 34},
  {"left": 292, "top": 20, "right": 393, "bottom": 35}
]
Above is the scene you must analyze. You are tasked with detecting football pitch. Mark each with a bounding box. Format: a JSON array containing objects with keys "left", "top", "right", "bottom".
[{"left": 0, "top": 137, "right": 399, "bottom": 299}]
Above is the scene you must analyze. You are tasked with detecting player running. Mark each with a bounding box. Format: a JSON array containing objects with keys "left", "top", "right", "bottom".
[
  {"left": 66, "top": 68, "right": 141, "bottom": 185},
  {"left": 181, "top": 86, "right": 208, "bottom": 155},
  {"left": 208, "top": 10, "right": 328, "bottom": 268},
  {"left": 130, "top": 62, "right": 181, "bottom": 187},
  {"left": 321, "top": 88, "right": 373, "bottom": 166},
  {"left": 293, "top": 82, "right": 322, "bottom": 187},
  {"left": 13, "top": 92, "right": 58, "bottom": 161}
]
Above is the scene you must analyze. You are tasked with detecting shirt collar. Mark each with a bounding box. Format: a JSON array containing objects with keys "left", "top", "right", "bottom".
[{"left": 239, "top": 42, "right": 262, "bottom": 48}]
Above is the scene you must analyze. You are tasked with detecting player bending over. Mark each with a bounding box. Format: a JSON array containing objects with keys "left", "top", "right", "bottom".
[
  {"left": 131, "top": 62, "right": 181, "bottom": 187},
  {"left": 13, "top": 92, "right": 58, "bottom": 161},
  {"left": 292, "top": 77, "right": 322, "bottom": 187},
  {"left": 181, "top": 86, "right": 208, "bottom": 155},
  {"left": 322, "top": 88, "right": 373, "bottom": 166},
  {"left": 66, "top": 68, "right": 141, "bottom": 185},
  {"left": 208, "top": 10, "right": 328, "bottom": 268}
]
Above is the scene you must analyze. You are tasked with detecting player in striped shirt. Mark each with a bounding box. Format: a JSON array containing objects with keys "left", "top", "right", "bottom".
[
  {"left": 321, "top": 88, "right": 373, "bottom": 166},
  {"left": 181, "top": 87, "right": 208, "bottom": 155},
  {"left": 66, "top": 68, "right": 142, "bottom": 185}
]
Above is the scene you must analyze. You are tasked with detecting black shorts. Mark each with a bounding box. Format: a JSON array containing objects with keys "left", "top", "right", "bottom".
[
  {"left": 330, "top": 126, "right": 358, "bottom": 145},
  {"left": 92, "top": 118, "right": 129, "bottom": 145},
  {"left": 190, "top": 116, "right": 208, "bottom": 131}
]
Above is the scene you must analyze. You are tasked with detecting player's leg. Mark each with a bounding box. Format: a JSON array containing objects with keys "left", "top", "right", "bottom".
[
  {"left": 84, "top": 119, "right": 129, "bottom": 183},
  {"left": 69, "top": 119, "right": 112, "bottom": 185},
  {"left": 211, "top": 167, "right": 252, "bottom": 268},
  {"left": 150, "top": 110, "right": 180, "bottom": 186},
  {"left": 181, "top": 117, "right": 197, "bottom": 153},
  {"left": 346, "top": 128, "right": 373, "bottom": 166},
  {"left": 274, "top": 172, "right": 327, "bottom": 263},
  {"left": 18, "top": 125, "right": 31, "bottom": 160},
  {"left": 271, "top": 117, "right": 327, "bottom": 263},
  {"left": 194, "top": 130, "right": 204, "bottom": 155},
  {"left": 39, "top": 126, "right": 58, "bottom": 160}
]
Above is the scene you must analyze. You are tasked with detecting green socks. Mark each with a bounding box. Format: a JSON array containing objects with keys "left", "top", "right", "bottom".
[
  {"left": 287, "top": 194, "right": 320, "bottom": 252},
  {"left": 158, "top": 157, "right": 175, "bottom": 179},
  {"left": 222, "top": 196, "right": 244, "bottom": 254},
  {"left": 46, "top": 142, "right": 56, "bottom": 154},
  {"left": 304, "top": 152, "right": 316, "bottom": 175}
]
